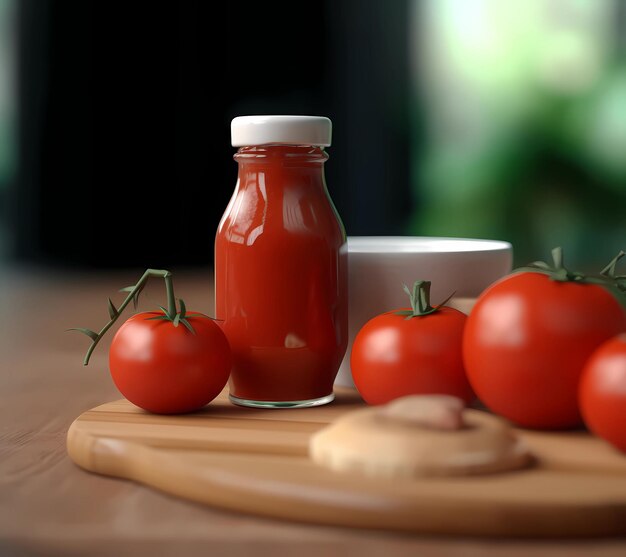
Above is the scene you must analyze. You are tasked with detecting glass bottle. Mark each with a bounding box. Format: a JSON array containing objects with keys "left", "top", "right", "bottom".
[{"left": 215, "top": 116, "right": 348, "bottom": 408}]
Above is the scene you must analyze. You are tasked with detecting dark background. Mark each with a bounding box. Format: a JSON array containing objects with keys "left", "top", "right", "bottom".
[
  {"left": 10, "top": 0, "right": 411, "bottom": 268},
  {"left": 4, "top": 0, "right": 625, "bottom": 271}
]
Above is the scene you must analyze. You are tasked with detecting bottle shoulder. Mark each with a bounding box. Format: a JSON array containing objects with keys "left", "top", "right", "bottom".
[{"left": 216, "top": 185, "right": 345, "bottom": 247}]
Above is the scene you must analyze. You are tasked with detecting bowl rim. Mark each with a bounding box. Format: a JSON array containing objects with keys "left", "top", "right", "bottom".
[{"left": 347, "top": 236, "right": 512, "bottom": 254}]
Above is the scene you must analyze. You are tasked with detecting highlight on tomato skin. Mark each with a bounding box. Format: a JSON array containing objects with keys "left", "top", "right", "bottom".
[
  {"left": 579, "top": 334, "right": 626, "bottom": 453},
  {"left": 350, "top": 280, "right": 474, "bottom": 406}
]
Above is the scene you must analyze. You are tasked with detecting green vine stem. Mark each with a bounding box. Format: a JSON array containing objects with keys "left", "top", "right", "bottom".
[
  {"left": 67, "top": 269, "right": 200, "bottom": 366},
  {"left": 515, "top": 247, "right": 626, "bottom": 310},
  {"left": 516, "top": 246, "right": 585, "bottom": 282},
  {"left": 394, "top": 280, "right": 455, "bottom": 319},
  {"left": 601, "top": 250, "right": 626, "bottom": 292}
]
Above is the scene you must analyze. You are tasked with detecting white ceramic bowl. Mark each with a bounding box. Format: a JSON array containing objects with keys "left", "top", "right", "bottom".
[{"left": 336, "top": 236, "right": 513, "bottom": 388}]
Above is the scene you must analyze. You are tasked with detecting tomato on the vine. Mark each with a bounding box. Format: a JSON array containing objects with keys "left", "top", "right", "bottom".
[
  {"left": 351, "top": 281, "right": 474, "bottom": 405},
  {"left": 579, "top": 334, "right": 626, "bottom": 452},
  {"left": 70, "top": 269, "right": 232, "bottom": 414},
  {"left": 109, "top": 311, "right": 231, "bottom": 414},
  {"left": 463, "top": 249, "right": 626, "bottom": 429}
]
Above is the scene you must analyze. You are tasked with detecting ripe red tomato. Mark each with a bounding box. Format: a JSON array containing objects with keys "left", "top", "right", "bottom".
[
  {"left": 351, "top": 283, "right": 473, "bottom": 405},
  {"left": 579, "top": 334, "right": 626, "bottom": 452},
  {"left": 464, "top": 273, "right": 626, "bottom": 429},
  {"left": 109, "top": 312, "right": 232, "bottom": 414}
]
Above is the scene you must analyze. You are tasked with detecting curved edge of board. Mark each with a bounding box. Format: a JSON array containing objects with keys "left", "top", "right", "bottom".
[{"left": 66, "top": 413, "right": 626, "bottom": 539}]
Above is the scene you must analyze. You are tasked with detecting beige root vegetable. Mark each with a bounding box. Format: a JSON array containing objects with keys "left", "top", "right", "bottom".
[{"left": 310, "top": 395, "right": 532, "bottom": 479}]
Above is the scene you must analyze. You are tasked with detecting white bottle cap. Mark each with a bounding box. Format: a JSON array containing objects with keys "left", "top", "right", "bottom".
[{"left": 231, "top": 115, "right": 332, "bottom": 147}]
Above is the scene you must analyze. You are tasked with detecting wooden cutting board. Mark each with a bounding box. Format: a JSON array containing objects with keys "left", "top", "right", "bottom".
[{"left": 66, "top": 388, "right": 626, "bottom": 538}]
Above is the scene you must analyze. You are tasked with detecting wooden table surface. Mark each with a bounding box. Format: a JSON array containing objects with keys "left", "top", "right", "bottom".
[{"left": 2, "top": 265, "right": 626, "bottom": 557}]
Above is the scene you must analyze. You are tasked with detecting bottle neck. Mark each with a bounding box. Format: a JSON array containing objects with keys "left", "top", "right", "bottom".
[{"left": 234, "top": 145, "right": 329, "bottom": 168}]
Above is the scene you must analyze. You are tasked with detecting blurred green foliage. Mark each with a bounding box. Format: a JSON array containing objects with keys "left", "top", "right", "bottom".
[{"left": 410, "top": 0, "right": 626, "bottom": 270}]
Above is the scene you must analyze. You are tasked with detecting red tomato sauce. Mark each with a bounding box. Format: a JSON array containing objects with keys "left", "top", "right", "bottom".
[{"left": 215, "top": 145, "right": 348, "bottom": 403}]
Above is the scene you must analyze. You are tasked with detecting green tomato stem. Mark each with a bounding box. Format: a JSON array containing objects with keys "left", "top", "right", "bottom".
[
  {"left": 601, "top": 250, "right": 625, "bottom": 279},
  {"left": 163, "top": 272, "right": 177, "bottom": 319},
  {"left": 396, "top": 280, "right": 455, "bottom": 319},
  {"left": 72, "top": 269, "right": 178, "bottom": 366},
  {"left": 513, "top": 246, "right": 626, "bottom": 311}
]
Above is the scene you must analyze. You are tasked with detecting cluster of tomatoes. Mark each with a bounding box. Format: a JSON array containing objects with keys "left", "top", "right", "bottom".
[
  {"left": 351, "top": 249, "right": 626, "bottom": 453},
  {"left": 73, "top": 251, "right": 626, "bottom": 453}
]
